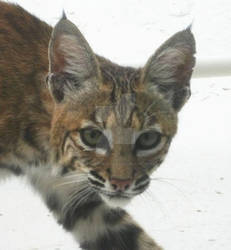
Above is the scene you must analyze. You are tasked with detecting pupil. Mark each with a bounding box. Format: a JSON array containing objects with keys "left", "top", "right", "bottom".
[
  {"left": 91, "top": 131, "right": 99, "bottom": 139},
  {"left": 144, "top": 134, "right": 150, "bottom": 140}
]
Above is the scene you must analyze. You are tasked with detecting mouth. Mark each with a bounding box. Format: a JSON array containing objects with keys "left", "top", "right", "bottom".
[
  {"left": 89, "top": 177, "right": 150, "bottom": 207},
  {"left": 97, "top": 190, "right": 132, "bottom": 207}
]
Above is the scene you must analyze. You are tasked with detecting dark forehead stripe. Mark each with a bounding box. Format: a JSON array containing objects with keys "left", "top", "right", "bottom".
[
  {"left": 114, "top": 93, "right": 136, "bottom": 126},
  {"left": 99, "top": 59, "right": 140, "bottom": 127},
  {"left": 143, "top": 114, "right": 157, "bottom": 128}
]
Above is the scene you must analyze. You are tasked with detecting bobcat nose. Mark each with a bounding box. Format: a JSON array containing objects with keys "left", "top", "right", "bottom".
[{"left": 110, "top": 178, "right": 132, "bottom": 191}]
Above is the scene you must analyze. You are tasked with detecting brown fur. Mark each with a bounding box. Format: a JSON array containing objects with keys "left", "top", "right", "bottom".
[
  {"left": 0, "top": 6, "right": 148, "bottom": 164},
  {"left": 0, "top": 2, "right": 195, "bottom": 249},
  {"left": 0, "top": 1, "right": 195, "bottom": 182},
  {"left": 0, "top": 2, "right": 53, "bottom": 166}
]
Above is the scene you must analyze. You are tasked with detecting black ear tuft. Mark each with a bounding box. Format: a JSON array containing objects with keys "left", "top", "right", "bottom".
[
  {"left": 62, "top": 10, "right": 67, "bottom": 20},
  {"left": 142, "top": 28, "right": 196, "bottom": 111}
]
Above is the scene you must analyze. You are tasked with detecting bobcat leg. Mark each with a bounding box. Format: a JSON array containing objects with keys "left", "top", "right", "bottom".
[
  {"left": 46, "top": 194, "right": 162, "bottom": 250},
  {"left": 29, "top": 169, "right": 163, "bottom": 250},
  {"left": 74, "top": 205, "right": 163, "bottom": 250}
]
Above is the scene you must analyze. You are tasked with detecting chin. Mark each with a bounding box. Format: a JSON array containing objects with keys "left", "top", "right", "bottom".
[{"left": 100, "top": 194, "right": 132, "bottom": 208}]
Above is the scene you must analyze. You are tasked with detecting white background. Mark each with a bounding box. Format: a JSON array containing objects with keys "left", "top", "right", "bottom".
[{"left": 0, "top": 0, "right": 231, "bottom": 249}]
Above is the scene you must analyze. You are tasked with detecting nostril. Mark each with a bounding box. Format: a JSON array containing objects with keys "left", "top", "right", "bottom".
[{"left": 124, "top": 184, "right": 130, "bottom": 190}]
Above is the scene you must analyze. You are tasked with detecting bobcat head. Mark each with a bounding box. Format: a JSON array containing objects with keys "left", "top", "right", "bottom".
[{"left": 47, "top": 16, "right": 195, "bottom": 206}]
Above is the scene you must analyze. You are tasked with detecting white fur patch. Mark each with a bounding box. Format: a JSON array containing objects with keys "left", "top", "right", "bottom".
[{"left": 100, "top": 194, "right": 131, "bottom": 208}]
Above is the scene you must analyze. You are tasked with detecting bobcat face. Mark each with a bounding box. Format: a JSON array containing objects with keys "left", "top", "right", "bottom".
[
  {"left": 51, "top": 89, "right": 177, "bottom": 205},
  {"left": 48, "top": 16, "right": 195, "bottom": 206},
  {"left": 83, "top": 97, "right": 176, "bottom": 206}
]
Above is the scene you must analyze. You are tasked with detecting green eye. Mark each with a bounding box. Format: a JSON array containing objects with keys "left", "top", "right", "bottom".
[
  {"left": 80, "top": 128, "right": 108, "bottom": 148},
  {"left": 135, "top": 131, "right": 161, "bottom": 151}
]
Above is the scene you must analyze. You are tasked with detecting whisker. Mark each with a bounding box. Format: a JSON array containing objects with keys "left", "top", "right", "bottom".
[
  {"left": 67, "top": 186, "right": 90, "bottom": 202},
  {"left": 145, "top": 189, "right": 168, "bottom": 218},
  {"left": 151, "top": 177, "right": 191, "bottom": 184},
  {"left": 63, "top": 188, "right": 94, "bottom": 219},
  {"left": 150, "top": 178, "right": 187, "bottom": 198},
  {"left": 62, "top": 175, "right": 87, "bottom": 181},
  {"left": 62, "top": 187, "right": 91, "bottom": 213},
  {"left": 138, "top": 192, "right": 151, "bottom": 207},
  {"left": 62, "top": 191, "right": 85, "bottom": 214},
  {"left": 54, "top": 179, "right": 88, "bottom": 188},
  {"left": 53, "top": 172, "right": 89, "bottom": 188},
  {"left": 63, "top": 173, "right": 87, "bottom": 178},
  {"left": 73, "top": 189, "right": 95, "bottom": 210}
]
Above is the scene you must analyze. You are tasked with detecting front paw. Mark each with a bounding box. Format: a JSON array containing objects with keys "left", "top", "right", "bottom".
[{"left": 80, "top": 229, "right": 163, "bottom": 250}]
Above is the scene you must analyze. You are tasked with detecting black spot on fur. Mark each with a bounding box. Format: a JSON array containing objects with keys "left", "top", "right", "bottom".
[
  {"left": 103, "top": 208, "right": 126, "bottom": 225},
  {"left": 61, "top": 156, "right": 78, "bottom": 175},
  {"left": 54, "top": 151, "right": 60, "bottom": 163},
  {"left": 59, "top": 196, "right": 102, "bottom": 231},
  {"left": 81, "top": 224, "right": 142, "bottom": 250},
  {"left": 46, "top": 194, "right": 60, "bottom": 212},
  {"left": 0, "top": 164, "right": 23, "bottom": 176},
  {"left": 23, "top": 124, "right": 38, "bottom": 149},
  {"left": 60, "top": 166, "right": 70, "bottom": 176}
]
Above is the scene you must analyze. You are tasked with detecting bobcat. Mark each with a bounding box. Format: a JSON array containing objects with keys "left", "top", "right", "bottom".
[{"left": 0, "top": 2, "right": 195, "bottom": 250}]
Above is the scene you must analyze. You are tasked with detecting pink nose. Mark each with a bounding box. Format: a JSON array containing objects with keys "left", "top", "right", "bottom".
[{"left": 110, "top": 178, "right": 132, "bottom": 191}]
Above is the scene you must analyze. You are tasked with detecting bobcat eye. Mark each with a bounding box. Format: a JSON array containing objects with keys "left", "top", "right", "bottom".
[
  {"left": 135, "top": 130, "right": 161, "bottom": 151},
  {"left": 80, "top": 127, "right": 108, "bottom": 148}
]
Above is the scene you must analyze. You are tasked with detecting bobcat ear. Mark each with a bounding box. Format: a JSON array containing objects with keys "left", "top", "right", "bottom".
[
  {"left": 142, "top": 28, "right": 196, "bottom": 111},
  {"left": 48, "top": 15, "right": 100, "bottom": 103}
]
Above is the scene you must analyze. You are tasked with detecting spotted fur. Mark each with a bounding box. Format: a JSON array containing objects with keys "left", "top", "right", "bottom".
[{"left": 0, "top": 2, "right": 195, "bottom": 249}]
